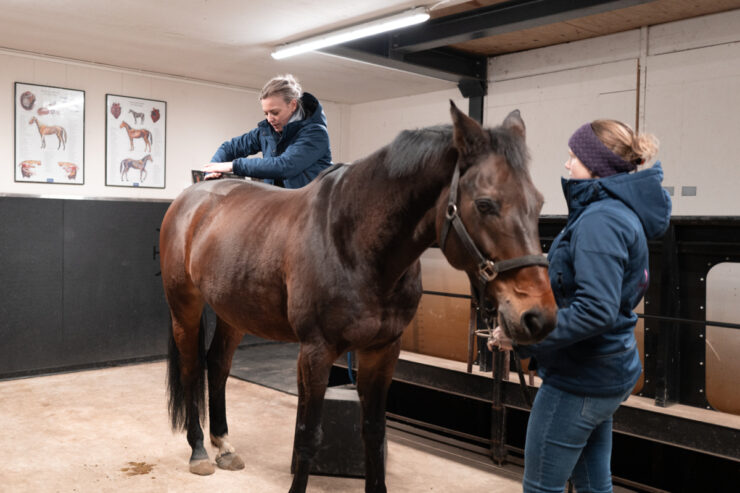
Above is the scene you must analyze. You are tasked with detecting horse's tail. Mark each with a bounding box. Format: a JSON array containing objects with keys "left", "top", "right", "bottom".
[
  {"left": 61, "top": 127, "right": 67, "bottom": 144},
  {"left": 167, "top": 312, "right": 207, "bottom": 432}
]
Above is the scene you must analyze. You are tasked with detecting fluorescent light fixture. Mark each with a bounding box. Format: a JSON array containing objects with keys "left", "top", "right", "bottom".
[{"left": 271, "top": 7, "right": 430, "bottom": 60}]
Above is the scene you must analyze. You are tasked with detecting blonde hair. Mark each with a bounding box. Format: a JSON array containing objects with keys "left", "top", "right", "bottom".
[
  {"left": 259, "top": 74, "right": 302, "bottom": 105},
  {"left": 592, "top": 120, "right": 659, "bottom": 166}
]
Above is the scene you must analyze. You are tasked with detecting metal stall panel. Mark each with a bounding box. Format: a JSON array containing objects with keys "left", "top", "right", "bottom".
[{"left": 706, "top": 262, "right": 740, "bottom": 414}]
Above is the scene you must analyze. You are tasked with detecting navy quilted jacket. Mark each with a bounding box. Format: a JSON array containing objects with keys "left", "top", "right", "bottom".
[
  {"left": 211, "top": 92, "right": 331, "bottom": 189},
  {"left": 518, "top": 163, "right": 672, "bottom": 396}
]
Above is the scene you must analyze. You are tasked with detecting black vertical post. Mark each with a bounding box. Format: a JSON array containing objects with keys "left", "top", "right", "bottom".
[
  {"left": 468, "top": 95, "right": 484, "bottom": 124},
  {"left": 655, "top": 224, "right": 680, "bottom": 406},
  {"left": 457, "top": 77, "right": 486, "bottom": 124},
  {"left": 490, "top": 348, "right": 507, "bottom": 465}
]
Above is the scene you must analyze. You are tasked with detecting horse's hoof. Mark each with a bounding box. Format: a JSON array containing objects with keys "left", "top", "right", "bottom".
[
  {"left": 216, "top": 452, "right": 245, "bottom": 471},
  {"left": 189, "top": 459, "right": 215, "bottom": 475}
]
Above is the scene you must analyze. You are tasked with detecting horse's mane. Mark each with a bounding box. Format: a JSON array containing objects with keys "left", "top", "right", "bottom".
[
  {"left": 383, "top": 123, "right": 529, "bottom": 179},
  {"left": 386, "top": 125, "right": 452, "bottom": 179}
]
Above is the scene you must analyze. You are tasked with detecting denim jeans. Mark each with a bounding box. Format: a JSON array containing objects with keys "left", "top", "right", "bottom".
[{"left": 523, "top": 383, "right": 630, "bottom": 493}]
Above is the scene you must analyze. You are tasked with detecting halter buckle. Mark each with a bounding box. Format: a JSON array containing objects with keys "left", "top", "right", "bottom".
[
  {"left": 478, "top": 259, "right": 498, "bottom": 283},
  {"left": 446, "top": 203, "right": 458, "bottom": 219}
]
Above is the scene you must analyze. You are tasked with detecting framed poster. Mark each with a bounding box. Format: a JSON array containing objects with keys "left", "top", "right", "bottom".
[
  {"left": 106, "top": 94, "right": 166, "bottom": 188},
  {"left": 14, "top": 82, "right": 85, "bottom": 184}
]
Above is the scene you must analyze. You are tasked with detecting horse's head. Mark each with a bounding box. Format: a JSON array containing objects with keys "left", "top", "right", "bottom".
[
  {"left": 28, "top": 117, "right": 36, "bottom": 124},
  {"left": 120, "top": 121, "right": 127, "bottom": 129},
  {"left": 436, "top": 102, "right": 557, "bottom": 345}
]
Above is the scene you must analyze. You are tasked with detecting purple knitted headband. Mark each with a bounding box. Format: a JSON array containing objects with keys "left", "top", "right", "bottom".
[{"left": 568, "top": 123, "right": 636, "bottom": 177}]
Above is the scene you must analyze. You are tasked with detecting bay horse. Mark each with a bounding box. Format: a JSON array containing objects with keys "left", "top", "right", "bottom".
[
  {"left": 119, "top": 121, "right": 152, "bottom": 152},
  {"left": 29, "top": 116, "right": 67, "bottom": 150},
  {"left": 160, "top": 102, "right": 557, "bottom": 492},
  {"left": 120, "top": 154, "right": 152, "bottom": 182}
]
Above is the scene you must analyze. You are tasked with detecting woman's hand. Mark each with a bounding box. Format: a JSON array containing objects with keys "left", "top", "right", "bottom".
[
  {"left": 202, "top": 162, "right": 233, "bottom": 180},
  {"left": 487, "top": 326, "right": 514, "bottom": 352}
]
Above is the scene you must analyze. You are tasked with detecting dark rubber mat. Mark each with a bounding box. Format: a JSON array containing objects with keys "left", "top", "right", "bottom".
[{"left": 229, "top": 336, "right": 300, "bottom": 395}]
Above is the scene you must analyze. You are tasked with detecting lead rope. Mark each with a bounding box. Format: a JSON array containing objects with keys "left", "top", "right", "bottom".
[{"left": 474, "top": 281, "right": 533, "bottom": 409}]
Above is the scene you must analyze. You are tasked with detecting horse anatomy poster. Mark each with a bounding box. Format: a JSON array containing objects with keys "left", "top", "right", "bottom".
[
  {"left": 106, "top": 94, "right": 166, "bottom": 188},
  {"left": 14, "top": 83, "right": 85, "bottom": 184}
]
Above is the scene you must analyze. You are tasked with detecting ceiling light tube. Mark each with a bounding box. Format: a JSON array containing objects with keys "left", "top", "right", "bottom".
[{"left": 271, "top": 7, "right": 430, "bottom": 60}]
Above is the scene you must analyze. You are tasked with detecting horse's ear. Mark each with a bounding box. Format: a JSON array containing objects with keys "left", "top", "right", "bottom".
[
  {"left": 450, "top": 100, "right": 488, "bottom": 161},
  {"left": 502, "top": 109, "right": 526, "bottom": 140}
]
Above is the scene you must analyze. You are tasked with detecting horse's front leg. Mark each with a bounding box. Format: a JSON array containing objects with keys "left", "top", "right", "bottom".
[
  {"left": 356, "top": 339, "right": 401, "bottom": 493},
  {"left": 206, "top": 316, "right": 245, "bottom": 471},
  {"left": 290, "top": 342, "right": 336, "bottom": 493}
]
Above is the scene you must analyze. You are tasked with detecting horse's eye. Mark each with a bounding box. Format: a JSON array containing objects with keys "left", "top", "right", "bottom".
[{"left": 475, "top": 198, "right": 500, "bottom": 216}]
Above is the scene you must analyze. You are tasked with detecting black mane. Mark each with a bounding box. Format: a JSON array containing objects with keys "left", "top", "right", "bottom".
[{"left": 383, "top": 123, "right": 529, "bottom": 178}]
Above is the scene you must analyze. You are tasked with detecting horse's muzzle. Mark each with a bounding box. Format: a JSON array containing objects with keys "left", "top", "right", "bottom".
[{"left": 519, "top": 307, "right": 557, "bottom": 344}]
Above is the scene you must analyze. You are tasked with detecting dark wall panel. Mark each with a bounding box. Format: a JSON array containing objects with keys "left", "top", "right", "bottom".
[
  {"left": 62, "top": 200, "right": 170, "bottom": 365},
  {"left": 0, "top": 196, "right": 171, "bottom": 378},
  {"left": 0, "top": 197, "right": 64, "bottom": 374}
]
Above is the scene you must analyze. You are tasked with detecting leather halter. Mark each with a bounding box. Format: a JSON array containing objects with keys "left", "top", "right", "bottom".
[{"left": 439, "top": 162, "right": 549, "bottom": 288}]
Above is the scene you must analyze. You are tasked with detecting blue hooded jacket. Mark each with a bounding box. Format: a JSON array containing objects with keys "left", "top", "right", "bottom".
[
  {"left": 211, "top": 92, "right": 331, "bottom": 189},
  {"left": 518, "top": 163, "right": 672, "bottom": 396}
]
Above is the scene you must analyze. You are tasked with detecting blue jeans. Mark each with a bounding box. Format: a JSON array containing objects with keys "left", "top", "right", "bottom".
[{"left": 523, "top": 383, "right": 630, "bottom": 493}]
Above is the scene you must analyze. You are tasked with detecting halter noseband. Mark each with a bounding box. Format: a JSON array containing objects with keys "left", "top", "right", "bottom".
[{"left": 439, "top": 162, "right": 549, "bottom": 288}]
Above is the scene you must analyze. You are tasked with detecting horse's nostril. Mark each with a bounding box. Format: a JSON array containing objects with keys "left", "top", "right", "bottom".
[{"left": 521, "top": 309, "right": 546, "bottom": 336}]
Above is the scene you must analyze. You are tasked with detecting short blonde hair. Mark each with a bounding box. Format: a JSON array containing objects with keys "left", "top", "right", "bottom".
[
  {"left": 259, "top": 74, "right": 302, "bottom": 104},
  {"left": 592, "top": 120, "right": 659, "bottom": 166}
]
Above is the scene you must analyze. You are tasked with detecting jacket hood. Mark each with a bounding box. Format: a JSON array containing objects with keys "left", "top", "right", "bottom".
[
  {"left": 299, "top": 92, "right": 326, "bottom": 125},
  {"left": 562, "top": 162, "right": 672, "bottom": 240}
]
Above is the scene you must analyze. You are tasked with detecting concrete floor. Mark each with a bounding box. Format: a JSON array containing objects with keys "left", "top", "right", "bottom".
[{"left": 0, "top": 362, "right": 523, "bottom": 492}]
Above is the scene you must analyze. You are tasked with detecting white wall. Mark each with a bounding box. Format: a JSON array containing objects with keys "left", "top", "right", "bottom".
[
  {"left": 0, "top": 49, "right": 347, "bottom": 200},
  {"left": 342, "top": 88, "right": 467, "bottom": 163},
  {"left": 488, "top": 9, "right": 740, "bottom": 216}
]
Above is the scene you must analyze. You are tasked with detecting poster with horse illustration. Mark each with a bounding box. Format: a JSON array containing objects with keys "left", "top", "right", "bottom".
[
  {"left": 14, "top": 82, "right": 85, "bottom": 184},
  {"left": 105, "top": 94, "right": 166, "bottom": 188}
]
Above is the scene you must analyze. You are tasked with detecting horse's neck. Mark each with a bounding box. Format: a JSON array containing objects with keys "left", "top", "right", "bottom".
[
  {"left": 34, "top": 119, "right": 42, "bottom": 131},
  {"left": 330, "top": 152, "right": 453, "bottom": 285}
]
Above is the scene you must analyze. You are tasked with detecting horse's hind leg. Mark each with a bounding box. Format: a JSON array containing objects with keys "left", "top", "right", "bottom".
[
  {"left": 207, "top": 316, "right": 245, "bottom": 471},
  {"left": 290, "top": 343, "right": 336, "bottom": 493},
  {"left": 167, "top": 301, "right": 214, "bottom": 475},
  {"left": 356, "top": 339, "right": 402, "bottom": 493}
]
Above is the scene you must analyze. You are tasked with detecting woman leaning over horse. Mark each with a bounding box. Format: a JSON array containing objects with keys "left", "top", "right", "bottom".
[
  {"left": 492, "top": 119, "right": 672, "bottom": 493},
  {"left": 202, "top": 74, "right": 331, "bottom": 188}
]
